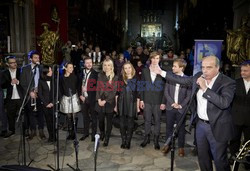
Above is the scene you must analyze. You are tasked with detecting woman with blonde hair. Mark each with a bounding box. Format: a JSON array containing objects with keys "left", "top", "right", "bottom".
[
  {"left": 115, "top": 62, "right": 140, "bottom": 149},
  {"left": 96, "top": 59, "right": 118, "bottom": 146}
]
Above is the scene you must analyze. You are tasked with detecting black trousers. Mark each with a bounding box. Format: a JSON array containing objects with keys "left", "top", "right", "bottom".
[
  {"left": 25, "top": 99, "right": 44, "bottom": 130},
  {"left": 81, "top": 99, "right": 98, "bottom": 137},
  {"left": 230, "top": 124, "right": 250, "bottom": 155},
  {"left": 98, "top": 111, "right": 113, "bottom": 136},
  {"left": 42, "top": 106, "right": 54, "bottom": 139},
  {"left": 6, "top": 99, "right": 22, "bottom": 132}
]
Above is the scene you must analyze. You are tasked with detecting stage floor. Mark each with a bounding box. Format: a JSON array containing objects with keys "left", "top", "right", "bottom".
[{"left": 0, "top": 115, "right": 202, "bottom": 171}]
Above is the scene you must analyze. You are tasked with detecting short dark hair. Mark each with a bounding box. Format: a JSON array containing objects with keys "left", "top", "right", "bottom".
[
  {"left": 5, "top": 56, "right": 16, "bottom": 63},
  {"left": 241, "top": 60, "right": 250, "bottom": 67},
  {"left": 28, "top": 50, "right": 39, "bottom": 59},
  {"left": 41, "top": 65, "right": 51, "bottom": 80},
  {"left": 84, "top": 56, "right": 92, "bottom": 61}
]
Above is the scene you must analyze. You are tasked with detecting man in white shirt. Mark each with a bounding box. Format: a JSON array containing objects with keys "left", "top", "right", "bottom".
[
  {"left": 161, "top": 58, "right": 191, "bottom": 157},
  {"left": 79, "top": 57, "right": 98, "bottom": 142},
  {"left": 1, "top": 56, "right": 22, "bottom": 138},
  {"left": 229, "top": 60, "right": 250, "bottom": 169},
  {"left": 139, "top": 51, "right": 166, "bottom": 150},
  {"left": 153, "top": 56, "right": 235, "bottom": 171}
]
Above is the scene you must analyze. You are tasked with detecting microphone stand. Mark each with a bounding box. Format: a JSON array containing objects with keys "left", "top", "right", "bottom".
[
  {"left": 16, "top": 65, "right": 38, "bottom": 166},
  {"left": 48, "top": 65, "right": 61, "bottom": 171},
  {"left": 164, "top": 86, "right": 199, "bottom": 171},
  {"left": 67, "top": 89, "right": 81, "bottom": 171},
  {"left": 94, "top": 137, "right": 99, "bottom": 171}
]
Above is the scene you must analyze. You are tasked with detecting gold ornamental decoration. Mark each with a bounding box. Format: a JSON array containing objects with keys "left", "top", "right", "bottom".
[{"left": 226, "top": 16, "right": 250, "bottom": 66}]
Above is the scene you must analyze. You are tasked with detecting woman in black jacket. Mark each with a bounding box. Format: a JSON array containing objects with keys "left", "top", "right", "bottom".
[
  {"left": 38, "top": 65, "right": 55, "bottom": 142},
  {"left": 96, "top": 59, "right": 118, "bottom": 146},
  {"left": 115, "top": 62, "right": 140, "bottom": 149},
  {"left": 59, "top": 62, "right": 81, "bottom": 140}
]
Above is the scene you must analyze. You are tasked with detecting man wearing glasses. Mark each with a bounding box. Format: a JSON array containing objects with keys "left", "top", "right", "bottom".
[{"left": 1, "top": 56, "right": 22, "bottom": 138}]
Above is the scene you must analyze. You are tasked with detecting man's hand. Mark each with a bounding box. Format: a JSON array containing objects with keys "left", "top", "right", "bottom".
[
  {"left": 196, "top": 76, "right": 207, "bottom": 91},
  {"left": 114, "top": 105, "right": 117, "bottom": 113},
  {"left": 160, "top": 104, "right": 166, "bottom": 110},
  {"left": 46, "top": 103, "right": 53, "bottom": 108},
  {"left": 82, "top": 86, "right": 87, "bottom": 93},
  {"left": 98, "top": 100, "right": 106, "bottom": 107},
  {"left": 151, "top": 64, "right": 162, "bottom": 75},
  {"left": 30, "top": 91, "right": 37, "bottom": 98},
  {"left": 80, "top": 95, "right": 85, "bottom": 102},
  {"left": 11, "top": 78, "right": 19, "bottom": 85},
  {"left": 140, "top": 101, "right": 145, "bottom": 109}
]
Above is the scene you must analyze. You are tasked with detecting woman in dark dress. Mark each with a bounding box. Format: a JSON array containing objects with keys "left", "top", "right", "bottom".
[
  {"left": 96, "top": 59, "right": 118, "bottom": 146},
  {"left": 59, "top": 62, "right": 81, "bottom": 140},
  {"left": 115, "top": 62, "right": 140, "bottom": 149},
  {"left": 38, "top": 65, "right": 56, "bottom": 142}
]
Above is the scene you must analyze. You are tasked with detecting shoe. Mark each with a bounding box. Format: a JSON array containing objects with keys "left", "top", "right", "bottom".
[
  {"left": 161, "top": 145, "right": 170, "bottom": 155},
  {"left": 178, "top": 148, "right": 185, "bottom": 157},
  {"left": 39, "top": 129, "right": 46, "bottom": 140},
  {"left": 79, "top": 134, "right": 89, "bottom": 141},
  {"left": 27, "top": 130, "right": 36, "bottom": 140},
  {"left": 25, "top": 129, "right": 29, "bottom": 137},
  {"left": 121, "top": 137, "right": 126, "bottom": 149},
  {"left": 91, "top": 136, "right": 95, "bottom": 142},
  {"left": 103, "top": 135, "right": 110, "bottom": 147},
  {"left": 126, "top": 130, "right": 133, "bottom": 149},
  {"left": 3, "top": 131, "right": 15, "bottom": 139},
  {"left": 100, "top": 132, "right": 105, "bottom": 141},
  {"left": 154, "top": 135, "right": 160, "bottom": 150},
  {"left": 191, "top": 147, "right": 197, "bottom": 156},
  {"left": 0, "top": 130, "right": 7, "bottom": 137},
  {"left": 140, "top": 134, "right": 150, "bottom": 148}
]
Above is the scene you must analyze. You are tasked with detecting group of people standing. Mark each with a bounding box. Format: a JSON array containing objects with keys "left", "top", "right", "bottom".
[{"left": 0, "top": 48, "right": 250, "bottom": 171}]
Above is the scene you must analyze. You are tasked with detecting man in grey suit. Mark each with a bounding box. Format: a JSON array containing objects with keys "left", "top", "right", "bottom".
[
  {"left": 153, "top": 56, "right": 235, "bottom": 171},
  {"left": 161, "top": 58, "right": 191, "bottom": 157}
]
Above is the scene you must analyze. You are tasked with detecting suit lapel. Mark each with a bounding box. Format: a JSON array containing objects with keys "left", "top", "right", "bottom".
[{"left": 211, "top": 73, "right": 222, "bottom": 92}]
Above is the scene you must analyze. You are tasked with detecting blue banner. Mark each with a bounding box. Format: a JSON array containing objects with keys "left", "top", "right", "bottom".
[{"left": 193, "top": 40, "right": 223, "bottom": 75}]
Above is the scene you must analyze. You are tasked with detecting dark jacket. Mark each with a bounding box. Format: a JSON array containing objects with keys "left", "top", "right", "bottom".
[
  {"left": 231, "top": 78, "right": 250, "bottom": 126},
  {"left": 117, "top": 77, "right": 138, "bottom": 117},
  {"left": 95, "top": 72, "right": 118, "bottom": 113},
  {"left": 164, "top": 74, "right": 191, "bottom": 114},
  {"left": 140, "top": 67, "right": 166, "bottom": 105},
  {"left": 38, "top": 77, "right": 58, "bottom": 107},
  {"left": 79, "top": 68, "right": 98, "bottom": 106},
  {"left": 20, "top": 64, "right": 41, "bottom": 94},
  {"left": 1, "top": 68, "right": 23, "bottom": 101},
  {"left": 165, "top": 71, "right": 236, "bottom": 142}
]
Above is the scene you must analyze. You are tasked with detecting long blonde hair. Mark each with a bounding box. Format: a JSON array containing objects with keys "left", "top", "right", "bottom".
[
  {"left": 102, "top": 59, "right": 115, "bottom": 81},
  {"left": 121, "top": 62, "right": 135, "bottom": 84}
]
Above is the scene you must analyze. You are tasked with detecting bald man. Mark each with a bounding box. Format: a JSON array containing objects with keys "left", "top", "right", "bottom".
[{"left": 154, "top": 56, "right": 235, "bottom": 171}]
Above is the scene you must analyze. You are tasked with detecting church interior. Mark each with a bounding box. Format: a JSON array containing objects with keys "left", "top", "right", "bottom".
[{"left": 0, "top": 0, "right": 250, "bottom": 170}]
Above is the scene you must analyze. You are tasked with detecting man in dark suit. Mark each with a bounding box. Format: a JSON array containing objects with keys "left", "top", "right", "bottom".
[
  {"left": 79, "top": 57, "right": 98, "bottom": 141},
  {"left": 139, "top": 51, "right": 166, "bottom": 150},
  {"left": 153, "top": 56, "right": 235, "bottom": 171},
  {"left": 20, "top": 50, "right": 45, "bottom": 140},
  {"left": 229, "top": 60, "right": 250, "bottom": 168},
  {"left": 161, "top": 58, "right": 191, "bottom": 157},
  {"left": 1, "top": 56, "right": 22, "bottom": 138}
]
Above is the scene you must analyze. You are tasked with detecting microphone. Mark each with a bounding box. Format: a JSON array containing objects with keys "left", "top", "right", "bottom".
[
  {"left": 32, "top": 62, "right": 40, "bottom": 70},
  {"left": 94, "top": 134, "right": 100, "bottom": 152}
]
